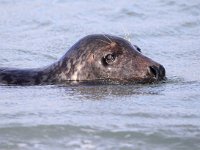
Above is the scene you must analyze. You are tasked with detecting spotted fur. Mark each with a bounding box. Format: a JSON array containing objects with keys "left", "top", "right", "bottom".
[{"left": 0, "top": 34, "right": 166, "bottom": 85}]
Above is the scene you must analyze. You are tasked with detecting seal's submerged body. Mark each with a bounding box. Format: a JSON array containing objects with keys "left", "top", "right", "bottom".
[{"left": 0, "top": 34, "right": 166, "bottom": 85}]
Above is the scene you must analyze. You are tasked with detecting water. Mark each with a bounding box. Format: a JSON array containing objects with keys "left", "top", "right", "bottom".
[{"left": 0, "top": 0, "right": 200, "bottom": 149}]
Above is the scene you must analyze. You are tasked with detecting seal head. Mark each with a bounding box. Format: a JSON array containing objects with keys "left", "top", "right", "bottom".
[{"left": 59, "top": 34, "right": 166, "bottom": 84}]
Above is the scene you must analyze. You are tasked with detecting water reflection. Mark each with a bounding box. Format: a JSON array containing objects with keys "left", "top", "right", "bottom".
[{"left": 58, "top": 83, "right": 166, "bottom": 100}]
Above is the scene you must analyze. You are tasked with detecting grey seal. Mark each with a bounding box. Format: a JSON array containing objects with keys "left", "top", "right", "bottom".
[{"left": 0, "top": 34, "right": 166, "bottom": 85}]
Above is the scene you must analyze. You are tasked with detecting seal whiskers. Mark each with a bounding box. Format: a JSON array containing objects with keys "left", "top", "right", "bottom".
[
  {"left": 103, "top": 34, "right": 113, "bottom": 43},
  {"left": 97, "top": 39, "right": 111, "bottom": 45}
]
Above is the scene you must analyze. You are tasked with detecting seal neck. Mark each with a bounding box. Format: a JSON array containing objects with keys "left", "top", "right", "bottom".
[{"left": 0, "top": 58, "right": 72, "bottom": 85}]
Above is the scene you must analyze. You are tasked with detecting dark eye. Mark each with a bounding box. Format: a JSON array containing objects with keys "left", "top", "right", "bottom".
[
  {"left": 105, "top": 54, "right": 115, "bottom": 64},
  {"left": 102, "top": 54, "right": 116, "bottom": 66},
  {"left": 134, "top": 45, "right": 141, "bottom": 52}
]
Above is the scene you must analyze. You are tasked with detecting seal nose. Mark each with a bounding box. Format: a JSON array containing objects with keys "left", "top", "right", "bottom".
[
  {"left": 158, "top": 65, "right": 166, "bottom": 79},
  {"left": 149, "top": 65, "right": 166, "bottom": 80}
]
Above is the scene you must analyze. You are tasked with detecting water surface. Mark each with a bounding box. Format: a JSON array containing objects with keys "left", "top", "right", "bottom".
[{"left": 0, "top": 0, "right": 200, "bottom": 149}]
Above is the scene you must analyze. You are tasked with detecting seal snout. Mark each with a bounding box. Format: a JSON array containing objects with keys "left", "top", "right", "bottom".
[{"left": 148, "top": 65, "right": 166, "bottom": 81}]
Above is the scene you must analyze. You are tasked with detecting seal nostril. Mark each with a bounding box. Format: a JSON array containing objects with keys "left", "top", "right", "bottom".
[{"left": 149, "top": 66, "right": 159, "bottom": 79}]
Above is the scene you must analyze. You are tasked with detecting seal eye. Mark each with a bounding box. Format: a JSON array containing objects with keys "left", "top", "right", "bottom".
[
  {"left": 105, "top": 54, "right": 115, "bottom": 64},
  {"left": 102, "top": 54, "right": 116, "bottom": 66},
  {"left": 134, "top": 45, "right": 141, "bottom": 52}
]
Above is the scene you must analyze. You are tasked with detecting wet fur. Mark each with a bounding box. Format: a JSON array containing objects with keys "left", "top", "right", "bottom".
[{"left": 0, "top": 34, "right": 166, "bottom": 85}]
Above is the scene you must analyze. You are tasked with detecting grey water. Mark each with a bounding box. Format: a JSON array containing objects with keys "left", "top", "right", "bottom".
[{"left": 0, "top": 0, "right": 200, "bottom": 149}]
